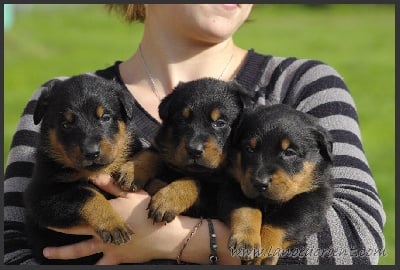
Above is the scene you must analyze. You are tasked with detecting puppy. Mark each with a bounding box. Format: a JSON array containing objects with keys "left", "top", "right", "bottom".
[
  {"left": 219, "top": 104, "right": 334, "bottom": 265},
  {"left": 24, "top": 74, "right": 142, "bottom": 264},
  {"left": 121, "top": 78, "right": 253, "bottom": 223}
]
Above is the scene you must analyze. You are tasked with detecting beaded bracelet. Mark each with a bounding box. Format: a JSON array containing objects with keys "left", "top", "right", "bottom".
[
  {"left": 207, "top": 218, "right": 218, "bottom": 264},
  {"left": 176, "top": 217, "right": 203, "bottom": 264}
]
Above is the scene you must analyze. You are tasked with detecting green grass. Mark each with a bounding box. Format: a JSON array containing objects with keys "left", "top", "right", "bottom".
[{"left": 4, "top": 4, "right": 395, "bottom": 265}]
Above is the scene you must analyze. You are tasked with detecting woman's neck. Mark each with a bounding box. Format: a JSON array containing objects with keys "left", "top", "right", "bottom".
[{"left": 118, "top": 25, "right": 248, "bottom": 123}]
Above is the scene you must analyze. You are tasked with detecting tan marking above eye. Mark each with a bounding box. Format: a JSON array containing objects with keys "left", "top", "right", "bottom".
[
  {"left": 210, "top": 108, "right": 221, "bottom": 122},
  {"left": 281, "top": 139, "right": 290, "bottom": 151},
  {"left": 249, "top": 137, "right": 257, "bottom": 149},
  {"left": 182, "top": 107, "right": 190, "bottom": 119},
  {"left": 96, "top": 106, "right": 105, "bottom": 118},
  {"left": 64, "top": 111, "right": 73, "bottom": 122}
]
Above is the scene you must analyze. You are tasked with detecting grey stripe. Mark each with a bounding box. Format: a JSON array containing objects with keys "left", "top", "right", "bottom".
[
  {"left": 6, "top": 146, "right": 37, "bottom": 166},
  {"left": 335, "top": 199, "right": 381, "bottom": 264},
  {"left": 335, "top": 187, "right": 386, "bottom": 225},
  {"left": 4, "top": 206, "right": 25, "bottom": 223},
  {"left": 257, "top": 57, "right": 287, "bottom": 106},
  {"left": 293, "top": 64, "right": 344, "bottom": 94},
  {"left": 14, "top": 115, "right": 40, "bottom": 133},
  {"left": 319, "top": 115, "right": 361, "bottom": 139},
  {"left": 4, "top": 177, "right": 31, "bottom": 193},
  {"left": 297, "top": 88, "right": 355, "bottom": 113},
  {"left": 305, "top": 232, "right": 319, "bottom": 265},
  {"left": 268, "top": 59, "right": 309, "bottom": 103},
  {"left": 261, "top": 56, "right": 286, "bottom": 87},
  {"left": 332, "top": 166, "right": 377, "bottom": 189},
  {"left": 3, "top": 249, "right": 37, "bottom": 265},
  {"left": 333, "top": 142, "right": 369, "bottom": 165},
  {"left": 326, "top": 205, "right": 353, "bottom": 264}
]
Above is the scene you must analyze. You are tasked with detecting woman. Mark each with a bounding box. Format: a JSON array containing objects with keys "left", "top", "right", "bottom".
[{"left": 4, "top": 4, "right": 385, "bottom": 265}]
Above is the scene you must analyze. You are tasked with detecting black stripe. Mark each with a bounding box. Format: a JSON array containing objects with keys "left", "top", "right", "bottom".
[
  {"left": 307, "top": 102, "right": 358, "bottom": 122},
  {"left": 4, "top": 236, "right": 30, "bottom": 254},
  {"left": 331, "top": 203, "right": 369, "bottom": 264},
  {"left": 334, "top": 179, "right": 380, "bottom": 204},
  {"left": 10, "top": 130, "right": 40, "bottom": 149},
  {"left": 4, "top": 221, "right": 26, "bottom": 232},
  {"left": 293, "top": 75, "right": 349, "bottom": 108},
  {"left": 330, "top": 130, "right": 363, "bottom": 151},
  {"left": 4, "top": 161, "right": 34, "bottom": 180},
  {"left": 235, "top": 50, "right": 273, "bottom": 92},
  {"left": 334, "top": 192, "right": 383, "bottom": 229},
  {"left": 334, "top": 155, "right": 372, "bottom": 176},
  {"left": 264, "top": 57, "right": 298, "bottom": 99},
  {"left": 283, "top": 60, "right": 324, "bottom": 104},
  {"left": 317, "top": 217, "right": 335, "bottom": 264},
  {"left": 4, "top": 192, "right": 25, "bottom": 207}
]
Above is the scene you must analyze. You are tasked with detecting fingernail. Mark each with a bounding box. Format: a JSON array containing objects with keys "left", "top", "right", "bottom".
[{"left": 43, "top": 248, "right": 51, "bottom": 258}]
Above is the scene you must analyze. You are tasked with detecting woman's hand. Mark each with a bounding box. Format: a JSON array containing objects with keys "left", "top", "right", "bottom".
[
  {"left": 43, "top": 174, "right": 241, "bottom": 265},
  {"left": 43, "top": 174, "right": 177, "bottom": 264}
]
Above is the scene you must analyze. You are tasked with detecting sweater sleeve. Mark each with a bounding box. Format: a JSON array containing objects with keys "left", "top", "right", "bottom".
[
  {"left": 3, "top": 87, "right": 44, "bottom": 264},
  {"left": 258, "top": 58, "right": 386, "bottom": 264},
  {"left": 3, "top": 76, "right": 70, "bottom": 265}
]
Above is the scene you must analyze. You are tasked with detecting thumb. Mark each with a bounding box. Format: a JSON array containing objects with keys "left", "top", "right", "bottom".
[
  {"left": 89, "top": 174, "right": 128, "bottom": 197},
  {"left": 96, "top": 254, "right": 120, "bottom": 265}
]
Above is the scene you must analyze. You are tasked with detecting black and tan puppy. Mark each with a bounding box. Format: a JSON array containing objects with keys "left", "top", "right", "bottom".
[
  {"left": 24, "top": 74, "right": 142, "bottom": 264},
  {"left": 122, "top": 78, "right": 253, "bottom": 223},
  {"left": 219, "top": 104, "right": 334, "bottom": 265}
]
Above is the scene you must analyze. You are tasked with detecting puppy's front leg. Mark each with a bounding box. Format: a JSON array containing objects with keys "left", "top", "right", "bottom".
[
  {"left": 80, "top": 186, "right": 134, "bottom": 244},
  {"left": 147, "top": 178, "right": 200, "bottom": 223},
  {"left": 115, "top": 149, "right": 161, "bottom": 191},
  {"left": 251, "top": 224, "right": 287, "bottom": 265},
  {"left": 229, "top": 207, "right": 262, "bottom": 262}
]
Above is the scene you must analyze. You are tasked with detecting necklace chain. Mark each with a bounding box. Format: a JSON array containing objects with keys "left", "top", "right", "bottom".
[{"left": 138, "top": 43, "right": 234, "bottom": 101}]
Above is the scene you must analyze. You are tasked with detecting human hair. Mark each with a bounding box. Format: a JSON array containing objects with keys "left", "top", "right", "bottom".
[{"left": 106, "top": 4, "right": 146, "bottom": 23}]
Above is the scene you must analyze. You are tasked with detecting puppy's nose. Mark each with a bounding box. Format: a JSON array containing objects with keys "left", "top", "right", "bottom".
[
  {"left": 187, "top": 144, "right": 204, "bottom": 159},
  {"left": 253, "top": 177, "right": 271, "bottom": 192},
  {"left": 83, "top": 144, "right": 100, "bottom": 160}
]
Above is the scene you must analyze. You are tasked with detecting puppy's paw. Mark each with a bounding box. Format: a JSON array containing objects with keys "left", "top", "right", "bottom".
[
  {"left": 95, "top": 221, "right": 134, "bottom": 245},
  {"left": 229, "top": 231, "right": 262, "bottom": 261},
  {"left": 147, "top": 189, "right": 185, "bottom": 223},
  {"left": 114, "top": 161, "right": 140, "bottom": 192}
]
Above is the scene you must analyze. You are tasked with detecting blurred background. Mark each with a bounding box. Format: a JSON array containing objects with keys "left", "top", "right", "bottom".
[{"left": 3, "top": 4, "right": 395, "bottom": 265}]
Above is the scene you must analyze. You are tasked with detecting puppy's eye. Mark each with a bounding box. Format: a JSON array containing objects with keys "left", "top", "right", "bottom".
[
  {"left": 245, "top": 145, "right": 255, "bottom": 153},
  {"left": 61, "top": 121, "right": 72, "bottom": 129},
  {"left": 100, "top": 114, "right": 111, "bottom": 122},
  {"left": 212, "top": 119, "right": 227, "bottom": 129},
  {"left": 282, "top": 148, "right": 297, "bottom": 157}
]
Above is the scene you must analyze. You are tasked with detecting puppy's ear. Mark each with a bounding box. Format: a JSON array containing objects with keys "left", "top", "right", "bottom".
[
  {"left": 33, "top": 79, "right": 60, "bottom": 125},
  {"left": 312, "top": 125, "right": 334, "bottom": 163},
  {"left": 118, "top": 88, "right": 134, "bottom": 120},
  {"left": 159, "top": 82, "right": 184, "bottom": 122},
  {"left": 158, "top": 92, "right": 174, "bottom": 122},
  {"left": 228, "top": 80, "right": 255, "bottom": 110}
]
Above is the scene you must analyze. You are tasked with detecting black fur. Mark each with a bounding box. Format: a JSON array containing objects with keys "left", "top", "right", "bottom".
[
  {"left": 219, "top": 104, "right": 334, "bottom": 265},
  {"left": 24, "top": 74, "right": 141, "bottom": 264},
  {"left": 129, "top": 78, "right": 254, "bottom": 223}
]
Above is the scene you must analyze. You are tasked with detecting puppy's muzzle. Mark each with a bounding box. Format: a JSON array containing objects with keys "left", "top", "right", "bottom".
[
  {"left": 186, "top": 143, "right": 204, "bottom": 160},
  {"left": 252, "top": 176, "right": 271, "bottom": 193},
  {"left": 82, "top": 143, "right": 101, "bottom": 161}
]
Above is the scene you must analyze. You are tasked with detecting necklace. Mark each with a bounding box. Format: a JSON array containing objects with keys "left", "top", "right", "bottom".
[{"left": 138, "top": 43, "right": 234, "bottom": 101}]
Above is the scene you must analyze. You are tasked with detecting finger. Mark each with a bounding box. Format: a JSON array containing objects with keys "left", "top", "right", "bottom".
[
  {"left": 90, "top": 174, "right": 128, "bottom": 197},
  {"left": 47, "top": 224, "right": 95, "bottom": 235},
  {"left": 43, "top": 238, "right": 102, "bottom": 260}
]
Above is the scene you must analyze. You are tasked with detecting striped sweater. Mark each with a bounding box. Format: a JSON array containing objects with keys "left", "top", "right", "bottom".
[{"left": 3, "top": 49, "right": 386, "bottom": 265}]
